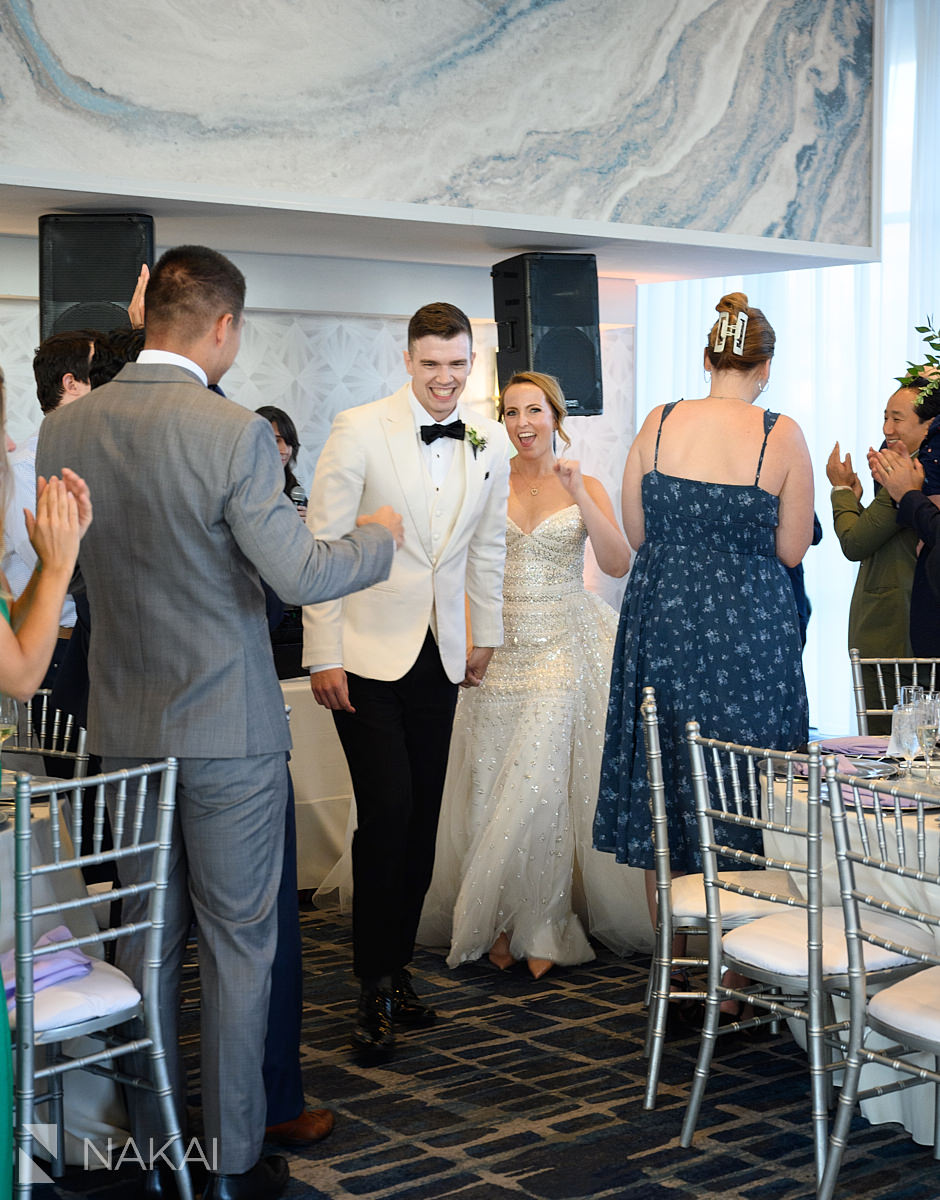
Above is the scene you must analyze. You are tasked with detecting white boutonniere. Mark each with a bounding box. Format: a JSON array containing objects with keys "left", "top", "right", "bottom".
[{"left": 466, "top": 426, "right": 487, "bottom": 459}]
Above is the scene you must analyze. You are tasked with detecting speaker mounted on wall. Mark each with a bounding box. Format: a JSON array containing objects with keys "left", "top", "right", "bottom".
[
  {"left": 491, "top": 252, "right": 602, "bottom": 417},
  {"left": 39, "top": 213, "right": 155, "bottom": 342}
]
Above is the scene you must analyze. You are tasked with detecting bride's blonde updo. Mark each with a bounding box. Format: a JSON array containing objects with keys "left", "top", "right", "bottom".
[{"left": 705, "top": 292, "right": 775, "bottom": 373}]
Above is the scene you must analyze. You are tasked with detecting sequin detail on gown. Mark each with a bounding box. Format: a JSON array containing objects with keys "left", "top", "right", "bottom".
[
  {"left": 594, "top": 403, "right": 809, "bottom": 873},
  {"left": 420, "top": 505, "right": 651, "bottom": 965}
]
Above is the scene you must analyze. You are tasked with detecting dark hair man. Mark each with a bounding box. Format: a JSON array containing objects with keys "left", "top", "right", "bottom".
[
  {"left": 304, "top": 301, "right": 511, "bottom": 1059},
  {"left": 38, "top": 244, "right": 402, "bottom": 1200}
]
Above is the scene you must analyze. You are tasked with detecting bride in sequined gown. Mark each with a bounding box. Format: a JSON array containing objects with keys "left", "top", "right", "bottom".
[{"left": 419, "top": 373, "right": 650, "bottom": 977}]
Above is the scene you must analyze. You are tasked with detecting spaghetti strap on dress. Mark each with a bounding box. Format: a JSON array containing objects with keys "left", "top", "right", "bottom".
[{"left": 594, "top": 401, "right": 808, "bottom": 871}]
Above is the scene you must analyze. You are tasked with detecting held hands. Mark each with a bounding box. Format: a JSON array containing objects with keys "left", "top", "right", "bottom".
[
  {"left": 868, "top": 445, "right": 924, "bottom": 503},
  {"left": 357, "top": 505, "right": 404, "bottom": 548},
  {"left": 553, "top": 458, "right": 586, "bottom": 499},
  {"left": 310, "top": 667, "right": 355, "bottom": 712},
  {"left": 25, "top": 475, "right": 83, "bottom": 576},
  {"left": 462, "top": 645, "right": 494, "bottom": 688},
  {"left": 826, "top": 442, "right": 862, "bottom": 499}
]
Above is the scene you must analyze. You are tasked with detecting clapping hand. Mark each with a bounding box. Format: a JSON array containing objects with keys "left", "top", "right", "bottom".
[
  {"left": 25, "top": 475, "right": 82, "bottom": 576},
  {"left": 60, "top": 468, "right": 93, "bottom": 536},
  {"left": 826, "top": 442, "right": 862, "bottom": 499},
  {"left": 868, "top": 445, "right": 925, "bottom": 502}
]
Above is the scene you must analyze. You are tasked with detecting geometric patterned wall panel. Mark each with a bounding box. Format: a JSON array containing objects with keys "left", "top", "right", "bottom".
[{"left": 1, "top": 297, "right": 634, "bottom": 606}]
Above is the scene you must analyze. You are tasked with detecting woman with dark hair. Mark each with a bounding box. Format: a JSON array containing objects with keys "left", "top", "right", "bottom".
[
  {"left": 254, "top": 406, "right": 307, "bottom": 678},
  {"left": 421, "top": 372, "right": 642, "bottom": 978},
  {"left": 595, "top": 292, "right": 813, "bottom": 923},
  {"left": 256, "top": 405, "right": 304, "bottom": 512}
]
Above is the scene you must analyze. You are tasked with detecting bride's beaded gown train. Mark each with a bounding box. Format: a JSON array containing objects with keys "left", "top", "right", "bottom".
[{"left": 420, "top": 505, "right": 651, "bottom": 966}]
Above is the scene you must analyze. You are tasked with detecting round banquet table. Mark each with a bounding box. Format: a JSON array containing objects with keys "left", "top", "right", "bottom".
[{"left": 762, "top": 760, "right": 940, "bottom": 1146}]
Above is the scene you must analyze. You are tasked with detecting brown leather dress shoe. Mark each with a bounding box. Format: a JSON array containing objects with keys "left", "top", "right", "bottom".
[
  {"left": 265, "top": 1107, "right": 335, "bottom": 1146},
  {"left": 202, "top": 1154, "right": 289, "bottom": 1200}
]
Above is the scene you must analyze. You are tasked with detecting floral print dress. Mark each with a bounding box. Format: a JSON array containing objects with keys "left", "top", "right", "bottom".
[{"left": 594, "top": 401, "right": 808, "bottom": 872}]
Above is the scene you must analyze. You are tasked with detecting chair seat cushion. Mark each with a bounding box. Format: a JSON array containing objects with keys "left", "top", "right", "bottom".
[
  {"left": 868, "top": 965, "right": 940, "bottom": 1044},
  {"left": 9, "top": 959, "right": 140, "bottom": 1033},
  {"left": 723, "top": 907, "right": 936, "bottom": 977},
  {"left": 672, "top": 869, "right": 799, "bottom": 926}
]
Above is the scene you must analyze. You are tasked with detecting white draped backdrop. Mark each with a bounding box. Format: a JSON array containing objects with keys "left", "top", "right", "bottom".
[{"left": 635, "top": 0, "right": 935, "bottom": 735}]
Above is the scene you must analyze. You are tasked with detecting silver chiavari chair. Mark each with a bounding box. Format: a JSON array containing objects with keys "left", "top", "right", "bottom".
[
  {"left": 641, "top": 689, "right": 800, "bottom": 1109},
  {"left": 679, "top": 726, "right": 837, "bottom": 1182},
  {"left": 3, "top": 689, "right": 88, "bottom": 779},
  {"left": 11, "top": 759, "right": 191, "bottom": 1199},
  {"left": 817, "top": 761, "right": 940, "bottom": 1199},
  {"left": 849, "top": 649, "right": 940, "bottom": 735}
]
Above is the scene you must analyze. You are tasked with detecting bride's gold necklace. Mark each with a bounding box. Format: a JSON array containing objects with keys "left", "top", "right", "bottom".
[{"left": 513, "top": 468, "right": 554, "bottom": 497}]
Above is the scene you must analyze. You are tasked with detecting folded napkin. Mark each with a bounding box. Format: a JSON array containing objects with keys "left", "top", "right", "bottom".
[
  {"left": 2, "top": 924, "right": 94, "bottom": 1011},
  {"left": 817, "top": 735, "right": 890, "bottom": 757}
]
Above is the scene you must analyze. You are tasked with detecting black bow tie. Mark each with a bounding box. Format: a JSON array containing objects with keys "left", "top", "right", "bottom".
[{"left": 420, "top": 420, "right": 465, "bottom": 445}]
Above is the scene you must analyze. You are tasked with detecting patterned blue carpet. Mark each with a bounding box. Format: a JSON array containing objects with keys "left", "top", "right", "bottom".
[{"left": 44, "top": 906, "right": 939, "bottom": 1199}]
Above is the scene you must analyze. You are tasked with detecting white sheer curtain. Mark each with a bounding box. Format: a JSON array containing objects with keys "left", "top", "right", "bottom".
[{"left": 634, "top": 0, "right": 933, "bottom": 734}]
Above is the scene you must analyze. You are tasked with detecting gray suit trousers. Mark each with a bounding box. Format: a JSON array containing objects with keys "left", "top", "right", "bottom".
[{"left": 105, "top": 752, "right": 286, "bottom": 1175}]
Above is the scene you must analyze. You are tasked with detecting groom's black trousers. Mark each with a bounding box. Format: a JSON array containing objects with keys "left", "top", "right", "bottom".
[{"left": 332, "top": 629, "right": 459, "bottom": 980}]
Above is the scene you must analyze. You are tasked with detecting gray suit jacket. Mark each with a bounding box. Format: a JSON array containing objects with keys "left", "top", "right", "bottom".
[{"left": 37, "top": 362, "right": 394, "bottom": 758}]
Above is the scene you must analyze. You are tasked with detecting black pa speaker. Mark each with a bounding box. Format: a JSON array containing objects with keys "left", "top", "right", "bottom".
[
  {"left": 39, "top": 213, "right": 154, "bottom": 341},
  {"left": 491, "top": 252, "right": 602, "bottom": 416}
]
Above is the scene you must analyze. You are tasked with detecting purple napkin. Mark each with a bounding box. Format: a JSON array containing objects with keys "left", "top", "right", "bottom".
[
  {"left": 2, "top": 924, "right": 94, "bottom": 1011},
  {"left": 817, "top": 736, "right": 890, "bottom": 756}
]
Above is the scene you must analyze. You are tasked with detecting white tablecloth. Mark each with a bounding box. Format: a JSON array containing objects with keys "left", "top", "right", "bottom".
[
  {"left": 281, "top": 678, "right": 354, "bottom": 891},
  {"left": 763, "top": 776, "right": 940, "bottom": 1146}
]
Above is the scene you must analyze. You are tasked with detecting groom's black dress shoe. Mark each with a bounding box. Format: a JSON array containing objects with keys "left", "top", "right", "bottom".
[
  {"left": 351, "top": 985, "right": 396, "bottom": 1056},
  {"left": 201, "top": 1154, "right": 289, "bottom": 1200},
  {"left": 391, "top": 968, "right": 437, "bottom": 1028}
]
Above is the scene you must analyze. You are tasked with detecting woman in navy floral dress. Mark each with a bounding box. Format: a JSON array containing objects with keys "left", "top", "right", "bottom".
[{"left": 594, "top": 293, "right": 814, "bottom": 915}]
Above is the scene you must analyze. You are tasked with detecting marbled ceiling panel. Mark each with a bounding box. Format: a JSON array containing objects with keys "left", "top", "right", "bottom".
[{"left": 0, "top": 0, "right": 873, "bottom": 246}]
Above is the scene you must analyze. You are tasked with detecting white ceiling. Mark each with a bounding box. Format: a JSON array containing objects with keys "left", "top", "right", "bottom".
[{"left": 0, "top": 182, "right": 875, "bottom": 284}]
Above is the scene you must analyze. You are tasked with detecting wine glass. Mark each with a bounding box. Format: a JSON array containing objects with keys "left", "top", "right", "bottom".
[{"left": 0, "top": 694, "right": 18, "bottom": 771}]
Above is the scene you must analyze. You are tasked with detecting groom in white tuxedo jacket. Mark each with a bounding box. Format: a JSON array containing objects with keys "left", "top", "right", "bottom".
[{"left": 303, "top": 302, "right": 511, "bottom": 1055}]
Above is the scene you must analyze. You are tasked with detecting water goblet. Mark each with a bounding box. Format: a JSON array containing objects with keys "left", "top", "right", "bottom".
[
  {"left": 893, "top": 703, "right": 921, "bottom": 778},
  {"left": 0, "top": 694, "right": 18, "bottom": 771}
]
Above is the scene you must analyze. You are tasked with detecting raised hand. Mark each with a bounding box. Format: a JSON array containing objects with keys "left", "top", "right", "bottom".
[
  {"left": 553, "top": 457, "right": 586, "bottom": 499},
  {"left": 25, "top": 475, "right": 81, "bottom": 577},
  {"left": 59, "top": 467, "right": 93, "bottom": 536},
  {"left": 128, "top": 262, "right": 150, "bottom": 329},
  {"left": 868, "top": 445, "right": 924, "bottom": 502},
  {"left": 826, "top": 441, "right": 862, "bottom": 498}
]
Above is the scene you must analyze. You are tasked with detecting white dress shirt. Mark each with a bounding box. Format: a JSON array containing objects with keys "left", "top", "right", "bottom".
[
  {"left": 136, "top": 348, "right": 208, "bottom": 386},
  {"left": 407, "top": 390, "right": 462, "bottom": 490}
]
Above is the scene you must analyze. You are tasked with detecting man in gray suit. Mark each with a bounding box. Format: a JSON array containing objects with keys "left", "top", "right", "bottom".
[{"left": 37, "top": 245, "right": 401, "bottom": 1200}]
